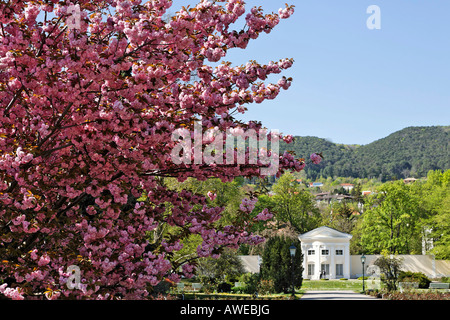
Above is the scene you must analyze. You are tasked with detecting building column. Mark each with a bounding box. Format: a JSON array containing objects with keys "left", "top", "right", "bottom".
[
  {"left": 314, "top": 243, "right": 321, "bottom": 280},
  {"left": 330, "top": 244, "right": 335, "bottom": 279},
  {"left": 344, "top": 243, "right": 351, "bottom": 279},
  {"left": 301, "top": 243, "right": 308, "bottom": 279}
]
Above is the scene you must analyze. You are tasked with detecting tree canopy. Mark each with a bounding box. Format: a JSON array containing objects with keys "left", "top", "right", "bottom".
[
  {"left": 281, "top": 126, "right": 450, "bottom": 181},
  {"left": 0, "top": 0, "right": 310, "bottom": 300}
]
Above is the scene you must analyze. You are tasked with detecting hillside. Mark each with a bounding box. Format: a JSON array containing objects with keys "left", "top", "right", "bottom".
[{"left": 280, "top": 126, "right": 450, "bottom": 181}]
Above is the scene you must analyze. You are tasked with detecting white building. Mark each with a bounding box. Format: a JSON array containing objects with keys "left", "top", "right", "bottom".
[{"left": 298, "top": 226, "right": 352, "bottom": 280}]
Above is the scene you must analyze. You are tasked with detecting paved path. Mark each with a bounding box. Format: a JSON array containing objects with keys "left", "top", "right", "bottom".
[{"left": 300, "top": 290, "right": 379, "bottom": 300}]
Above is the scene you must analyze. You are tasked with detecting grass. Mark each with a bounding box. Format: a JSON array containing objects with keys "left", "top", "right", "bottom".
[
  {"left": 173, "top": 279, "right": 448, "bottom": 300},
  {"left": 173, "top": 279, "right": 368, "bottom": 299},
  {"left": 298, "top": 279, "right": 365, "bottom": 291}
]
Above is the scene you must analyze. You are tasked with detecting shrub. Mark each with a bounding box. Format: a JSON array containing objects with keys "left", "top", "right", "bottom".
[
  {"left": 340, "top": 278, "right": 348, "bottom": 280},
  {"left": 151, "top": 278, "right": 174, "bottom": 296},
  {"left": 439, "top": 277, "right": 450, "bottom": 283},
  {"left": 259, "top": 279, "right": 275, "bottom": 295},
  {"left": 382, "top": 291, "right": 449, "bottom": 300},
  {"left": 374, "top": 254, "right": 403, "bottom": 292},
  {"left": 398, "top": 271, "right": 431, "bottom": 289},
  {"left": 357, "top": 276, "right": 369, "bottom": 280},
  {"left": 231, "top": 286, "right": 243, "bottom": 294},
  {"left": 238, "top": 273, "right": 260, "bottom": 294},
  {"left": 217, "top": 282, "right": 232, "bottom": 293}
]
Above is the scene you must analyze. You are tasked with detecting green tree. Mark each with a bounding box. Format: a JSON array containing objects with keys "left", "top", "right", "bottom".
[
  {"left": 260, "top": 236, "right": 303, "bottom": 294},
  {"left": 250, "top": 194, "right": 277, "bottom": 232},
  {"left": 272, "top": 172, "right": 321, "bottom": 233},
  {"left": 327, "top": 201, "right": 359, "bottom": 234},
  {"left": 429, "top": 193, "right": 450, "bottom": 259},
  {"left": 196, "top": 248, "right": 245, "bottom": 291},
  {"left": 360, "top": 180, "right": 423, "bottom": 254},
  {"left": 414, "top": 170, "right": 450, "bottom": 259},
  {"left": 374, "top": 253, "right": 403, "bottom": 292}
]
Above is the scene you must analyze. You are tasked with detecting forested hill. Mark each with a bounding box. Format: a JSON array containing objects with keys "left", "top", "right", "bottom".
[{"left": 280, "top": 126, "right": 450, "bottom": 181}]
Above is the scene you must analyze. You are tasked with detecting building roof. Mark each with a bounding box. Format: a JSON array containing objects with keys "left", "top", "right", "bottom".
[
  {"left": 238, "top": 255, "right": 261, "bottom": 273},
  {"left": 298, "top": 226, "right": 353, "bottom": 240},
  {"left": 315, "top": 193, "right": 354, "bottom": 201}
]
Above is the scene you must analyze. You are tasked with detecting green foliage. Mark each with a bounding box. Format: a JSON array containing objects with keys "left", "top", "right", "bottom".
[
  {"left": 260, "top": 236, "right": 303, "bottom": 293},
  {"left": 271, "top": 172, "right": 321, "bottom": 233},
  {"left": 326, "top": 201, "right": 359, "bottom": 234},
  {"left": 196, "top": 248, "right": 245, "bottom": 291},
  {"left": 439, "top": 277, "right": 450, "bottom": 283},
  {"left": 280, "top": 126, "right": 450, "bottom": 181},
  {"left": 250, "top": 193, "right": 276, "bottom": 232},
  {"left": 258, "top": 279, "right": 276, "bottom": 295},
  {"left": 359, "top": 180, "right": 423, "bottom": 254},
  {"left": 421, "top": 171, "right": 450, "bottom": 259},
  {"left": 398, "top": 271, "right": 431, "bottom": 288},
  {"left": 235, "top": 273, "right": 260, "bottom": 294},
  {"left": 373, "top": 254, "right": 403, "bottom": 292}
]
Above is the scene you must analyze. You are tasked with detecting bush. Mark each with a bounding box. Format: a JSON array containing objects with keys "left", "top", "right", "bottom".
[
  {"left": 238, "top": 273, "right": 260, "bottom": 294},
  {"left": 439, "top": 277, "right": 450, "bottom": 283},
  {"left": 398, "top": 271, "right": 431, "bottom": 289},
  {"left": 259, "top": 279, "right": 275, "bottom": 295},
  {"left": 217, "top": 282, "right": 232, "bottom": 293},
  {"left": 231, "top": 286, "right": 243, "bottom": 294},
  {"left": 373, "top": 255, "right": 403, "bottom": 292},
  {"left": 382, "top": 291, "right": 449, "bottom": 300},
  {"left": 357, "top": 276, "right": 369, "bottom": 280},
  {"left": 151, "top": 278, "right": 174, "bottom": 296},
  {"left": 339, "top": 278, "right": 348, "bottom": 280}
]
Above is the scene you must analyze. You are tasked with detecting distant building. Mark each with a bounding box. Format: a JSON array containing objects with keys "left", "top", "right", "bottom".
[
  {"left": 340, "top": 183, "right": 354, "bottom": 192},
  {"left": 404, "top": 178, "right": 417, "bottom": 184},
  {"left": 309, "top": 182, "right": 323, "bottom": 188},
  {"left": 315, "top": 192, "right": 353, "bottom": 204}
]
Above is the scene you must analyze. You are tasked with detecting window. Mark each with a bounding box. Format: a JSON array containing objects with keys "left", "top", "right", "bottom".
[
  {"left": 336, "top": 264, "right": 343, "bottom": 276},
  {"left": 320, "top": 264, "right": 329, "bottom": 275},
  {"left": 336, "top": 249, "right": 343, "bottom": 255},
  {"left": 321, "top": 249, "right": 329, "bottom": 255},
  {"left": 307, "top": 250, "right": 315, "bottom": 255},
  {"left": 308, "top": 264, "right": 315, "bottom": 276}
]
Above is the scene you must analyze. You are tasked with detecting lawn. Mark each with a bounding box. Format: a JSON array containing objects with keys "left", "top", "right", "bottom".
[
  {"left": 299, "top": 279, "right": 365, "bottom": 291},
  {"left": 172, "top": 279, "right": 369, "bottom": 299}
]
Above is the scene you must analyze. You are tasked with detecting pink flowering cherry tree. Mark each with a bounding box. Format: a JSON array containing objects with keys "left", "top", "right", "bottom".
[{"left": 0, "top": 0, "right": 319, "bottom": 300}]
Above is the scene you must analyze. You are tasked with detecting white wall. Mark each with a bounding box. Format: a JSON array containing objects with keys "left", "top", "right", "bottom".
[{"left": 350, "top": 254, "right": 450, "bottom": 279}]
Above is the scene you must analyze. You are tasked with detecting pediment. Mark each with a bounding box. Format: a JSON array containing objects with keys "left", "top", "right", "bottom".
[{"left": 299, "top": 226, "right": 352, "bottom": 240}]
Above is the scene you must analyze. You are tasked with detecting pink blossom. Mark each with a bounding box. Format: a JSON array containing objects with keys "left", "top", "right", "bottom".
[
  {"left": 0, "top": 1, "right": 306, "bottom": 300},
  {"left": 207, "top": 191, "right": 217, "bottom": 201},
  {"left": 38, "top": 254, "right": 51, "bottom": 267},
  {"left": 255, "top": 208, "right": 273, "bottom": 221},
  {"left": 310, "top": 153, "right": 323, "bottom": 164}
]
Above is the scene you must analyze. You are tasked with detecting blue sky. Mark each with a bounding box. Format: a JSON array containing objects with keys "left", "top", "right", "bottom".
[{"left": 175, "top": 0, "right": 450, "bottom": 145}]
